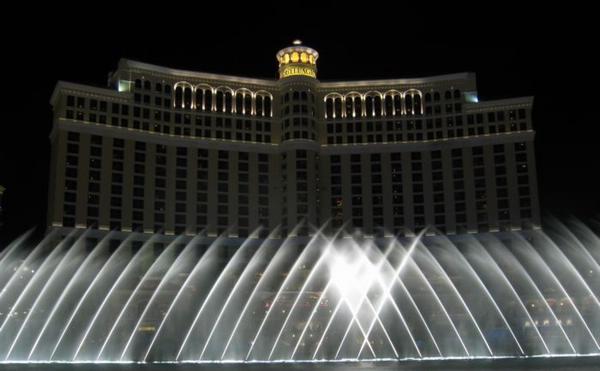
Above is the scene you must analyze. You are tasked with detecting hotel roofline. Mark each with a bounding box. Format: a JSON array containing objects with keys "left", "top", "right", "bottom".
[
  {"left": 50, "top": 81, "right": 130, "bottom": 106},
  {"left": 112, "top": 59, "right": 476, "bottom": 89},
  {"left": 115, "top": 59, "right": 279, "bottom": 86}
]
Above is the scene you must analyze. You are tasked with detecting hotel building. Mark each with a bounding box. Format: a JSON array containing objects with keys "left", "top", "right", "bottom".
[{"left": 47, "top": 41, "right": 540, "bottom": 238}]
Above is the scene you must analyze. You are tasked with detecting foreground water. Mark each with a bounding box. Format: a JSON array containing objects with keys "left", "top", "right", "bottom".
[
  {"left": 1, "top": 356, "right": 600, "bottom": 370},
  {"left": 0, "top": 217, "right": 599, "bottom": 363}
]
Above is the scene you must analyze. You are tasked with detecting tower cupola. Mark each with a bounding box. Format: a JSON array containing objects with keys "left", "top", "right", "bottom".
[{"left": 276, "top": 40, "right": 319, "bottom": 79}]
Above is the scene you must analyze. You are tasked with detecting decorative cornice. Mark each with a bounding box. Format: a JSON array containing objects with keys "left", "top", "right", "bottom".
[
  {"left": 318, "top": 73, "right": 476, "bottom": 90},
  {"left": 119, "top": 59, "right": 279, "bottom": 87},
  {"left": 50, "top": 81, "right": 130, "bottom": 107},
  {"left": 465, "top": 96, "right": 534, "bottom": 112}
]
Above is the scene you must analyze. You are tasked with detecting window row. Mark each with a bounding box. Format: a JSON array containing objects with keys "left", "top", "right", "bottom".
[
  {"left": 324, "top": 89, "right": 424, "bottom": 119},
  {"left": 173, "top": 82, "right": 273, "bottom": 117}
]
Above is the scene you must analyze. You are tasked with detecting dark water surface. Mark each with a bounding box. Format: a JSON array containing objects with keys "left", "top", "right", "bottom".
[{"left": 1, "top": 357, "right": 599, "bottom": 371}]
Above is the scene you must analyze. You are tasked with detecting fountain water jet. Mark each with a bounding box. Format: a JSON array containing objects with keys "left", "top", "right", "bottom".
[
  {"left": 73, "top": 233, "right": 161, "bottom": 360},
  {"left": 50, "top": 232, "right": 139, "bottom": 360},
  {"left": 0, "top": 218, "right": 598, "bottom": 363},
  {"left": 355, "top": 231, "right": 428, "bottom": 359},
  {"left": 142, "top": 232, "right": 218, "bottom": 361}
]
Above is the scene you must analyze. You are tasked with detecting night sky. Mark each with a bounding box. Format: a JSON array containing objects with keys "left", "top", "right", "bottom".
[{"left": 1, "top": 4, "right": 598, "bottom": 245}]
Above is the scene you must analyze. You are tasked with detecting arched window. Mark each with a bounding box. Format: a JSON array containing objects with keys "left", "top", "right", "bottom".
[
  {"left": 174, "top": 86, "right": 183, "bottom": 108},
  {"left": 225, "top": 92, "right": 233, "bottom": 113},
  {"left": 215, "top": 87, "right": 234, "bottom": 113},
  {"left": 215, "top": 91, "right": 224, "bottom": 112},
  {"left": 244, "top": 94, "right": 252, "bottom": 115},
  {"left": 394, "top": 95, "right": 402, "bottom": 116},
  {"left": 425, "top": 92, "right": 432, "bottom": 102},
  {"left": 325, "top": 98, "right": 334, "bottom": 120},
  {"left": 365, "top": 92, "right": 383, "bottom": 117},
  {"left": 264, "top": 96, "right": 272, "bottom": 117},
  {"left": 384, "top": 90, "right": 402, "bottom": 116},
  {"left": 197, "top": 89, "right": 205, "bottom": 110},
  {"left": 236, "top": 93, "right": 243, "bottom": 113},
  {"left": 454, "top": 89, "right": 461, "bottom": 99},
  {"left": 195, "top": 84, "right": 213, "bottom": 111},
  {"left": 174, "top": 82, "right": 194, "bottom": 109},
  {"left": 434, "top": 92, "right": 440, "bottom": 101},
  {"left": 344, "top": 96, "right": 353, "bottom": 117},
  {"left": 385, "top": 95, "right": 394, "bottom": 116},
  {"left": 414, "top": 94, "right": 422, "bottom": 115},
  {"left": 255, "top": 91, "right": 273, "bottom": 117},
  {"left": 256, "top": 95, "right": 264, "bottom": 116},
  {"left": 183, "top": 88, "right": 192, "bottom": 109},
  {"left": 204, "top": 89, "right": 212, "bottom": 111},
  {"left": 235, "top": 88, "right": 253, "bottom": 115},
  {"left": 334, "top": 97, "right": 342, "bottom": 118},
  {"left": 445, "top": 90, "right": 452, "bottom": 100},
  {"left": 324, "top": 93, "right": 343, "bottom": 119},
  {"left": 404, "top": 89, "right": 423, "bottom": 116},
  {"left": 345, "top": 92, "right": 362, "bottom": 118},
  {"left": 405, "top": 94, "right": 413, "bottom": 115}
]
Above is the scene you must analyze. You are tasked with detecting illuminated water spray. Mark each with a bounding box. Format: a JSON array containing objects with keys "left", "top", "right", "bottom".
[{"left": 0, "top": 218, "right": 599, "bottom": 362}]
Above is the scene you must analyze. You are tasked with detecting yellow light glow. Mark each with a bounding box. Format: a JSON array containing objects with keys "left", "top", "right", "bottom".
[
  {"left": 300, "top": 52, "right": 308, "bottom": 63},
  {"left": 309, "top": 55, "right": 315, "bottom": 64},
  {"left": 138, "top": 325, "right": 156, "bottom": 332},
  {"left": 280, "top": 65, "right": 317, "bottom": 79},
  {"left": 291, "top": 52, "right": 299, "bottom": 62},
  {"left": 283, "top": 54, "right": 290, "bottom": 64}
]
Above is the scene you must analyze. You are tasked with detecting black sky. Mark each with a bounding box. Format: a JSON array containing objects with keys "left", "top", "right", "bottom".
[{"left": 1, "top": 3, "right": 598, "bottom": 244}]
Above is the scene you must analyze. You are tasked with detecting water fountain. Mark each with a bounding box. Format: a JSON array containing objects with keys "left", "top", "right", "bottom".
[{"left": 0, "top": 217, "right": 599, "bottom": 368}]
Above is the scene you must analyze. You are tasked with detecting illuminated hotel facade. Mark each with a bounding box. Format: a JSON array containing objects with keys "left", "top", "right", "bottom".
[{"left": 47, "top": 41, "right": 540, "bottom": 238}]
